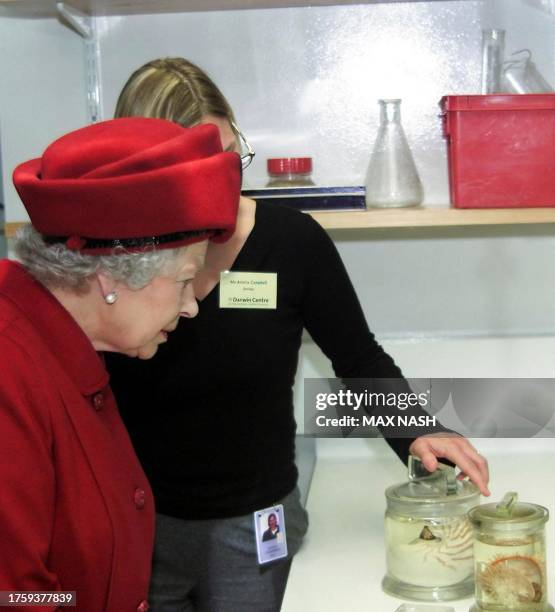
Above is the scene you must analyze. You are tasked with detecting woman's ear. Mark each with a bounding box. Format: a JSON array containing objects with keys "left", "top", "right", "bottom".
[{"left": 95, "top": 270, "right": 118, "bottom": 301}]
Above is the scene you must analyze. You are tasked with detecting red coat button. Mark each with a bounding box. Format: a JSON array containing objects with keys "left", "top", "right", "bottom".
[
  {"left": 134, "top": 488, "right": 146, "bottom": 509},
  {"left": 137, "top": 601, "right": 149, "bottom": 612},
  {"left": 92, "top": 393, "right": 104, "bottom": 411}
]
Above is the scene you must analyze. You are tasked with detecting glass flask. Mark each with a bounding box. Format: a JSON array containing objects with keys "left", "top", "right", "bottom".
[
  {"left": 481, "top": 29, "right": 506, "bottom": 94},
  {"left": 383, "top": 456, "right": 480, "bottom": 602},
  {"left": 502, "top": 50, "right": 554, "bottom": 94},
  {"left": 365, "top": 99, "right": 424, "bottom": 208},
  {"left": 469, "top": 492, "right": 553, "bottom": 612}
]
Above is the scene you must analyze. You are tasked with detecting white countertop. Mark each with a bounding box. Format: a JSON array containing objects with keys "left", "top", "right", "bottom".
[{"left": 282, "top": 441, "right": 555, "bottom": 612}]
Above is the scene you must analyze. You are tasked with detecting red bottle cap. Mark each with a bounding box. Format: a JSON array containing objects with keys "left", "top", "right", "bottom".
[{"left": 267, "top": 157, "right": 312, "bottom": 175}]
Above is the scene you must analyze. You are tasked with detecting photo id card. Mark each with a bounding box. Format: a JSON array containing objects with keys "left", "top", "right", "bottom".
[
  {"left": 253, "top": 504, "right": 288, "bottom": 565},
  {"left": 219, "top": 271, "right": 277, "bottom": 309}
]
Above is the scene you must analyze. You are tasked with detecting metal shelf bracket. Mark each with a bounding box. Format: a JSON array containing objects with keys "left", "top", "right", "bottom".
[{"left": 56, "top": 2, "right": 103, "bottom": 123}]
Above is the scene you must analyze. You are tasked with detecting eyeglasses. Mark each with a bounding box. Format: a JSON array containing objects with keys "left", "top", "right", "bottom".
[{"left": 231, "top": 120, "right": 255, "bottom": 170}]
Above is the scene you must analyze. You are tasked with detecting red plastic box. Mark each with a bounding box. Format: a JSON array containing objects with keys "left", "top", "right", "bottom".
[{"left": 440, "top": 94, "right": 555, "bottom": 208}]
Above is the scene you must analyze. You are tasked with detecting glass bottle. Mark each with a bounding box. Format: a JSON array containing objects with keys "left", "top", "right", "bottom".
[
  {"left": 365, "top": 99, "right": 424, "bottom": 208},
  {"left": 481, "top": 29, "right": 506, "bottom": 94}
]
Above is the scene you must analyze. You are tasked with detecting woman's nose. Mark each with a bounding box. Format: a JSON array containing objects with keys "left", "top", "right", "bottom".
[{"left": 180, "top": 284, "right": 199, "bottom": 319}]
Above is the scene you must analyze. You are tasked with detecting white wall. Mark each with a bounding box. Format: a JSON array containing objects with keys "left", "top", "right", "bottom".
[
  {"left": 332, "top": 225, "right": 555, "bottom": 336},
  {"left": 296, "top": 334, "right": 555, "bottom": 456},
  {"left": 0, "top": 15, "right": 87, "bottom": 224}
]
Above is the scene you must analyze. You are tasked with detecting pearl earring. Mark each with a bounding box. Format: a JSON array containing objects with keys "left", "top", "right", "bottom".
[{"left": 104, "top": 291, "right": 118, "bottom": 305}]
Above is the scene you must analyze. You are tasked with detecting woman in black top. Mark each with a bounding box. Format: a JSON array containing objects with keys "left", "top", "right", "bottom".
[{"left": 107, "top": 57, "right": 490, "bottom": 612}]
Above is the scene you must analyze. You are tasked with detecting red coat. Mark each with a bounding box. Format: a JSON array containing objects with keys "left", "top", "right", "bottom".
[{"left": 0, "top": 260, "right": 154, "bottom": 612}]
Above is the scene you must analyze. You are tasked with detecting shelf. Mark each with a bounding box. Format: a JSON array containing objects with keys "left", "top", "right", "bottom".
[
  {"left": 310, "top": 206, "right": 555, "bottom": 230},
  {"left": 0, "top": 0, "right": 469, "bottom": 17},
  {"left": 5, "top": 207, "right": 555, "bottom": 239}
]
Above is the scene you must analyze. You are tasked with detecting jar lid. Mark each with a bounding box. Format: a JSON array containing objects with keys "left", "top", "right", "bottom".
[
  {"left": 385, "top": 457, "right": 480, "bottom": 518},
  {"left": 468, "top": 492, "right": 549, "bottom": 531},
  {"left": 267, "top": 157, "right": 312, "bottom": 175}
]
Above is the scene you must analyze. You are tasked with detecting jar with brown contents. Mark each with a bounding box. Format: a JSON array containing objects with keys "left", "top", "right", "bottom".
[
  {"left": 469, "top": 492, "right": 553, "bottom": 611},
  {"left": 266, "top": 157, "right": 315, "bottom": 187}
]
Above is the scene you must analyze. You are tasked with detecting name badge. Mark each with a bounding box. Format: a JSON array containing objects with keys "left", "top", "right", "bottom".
[
  {"left": 219, "top": 271, "right": 277, "bottom": 309},
  {"left": 254, "top": 504, "right": 288, "bottom": 565}
]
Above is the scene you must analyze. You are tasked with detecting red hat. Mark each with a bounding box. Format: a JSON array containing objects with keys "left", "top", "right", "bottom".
[{"left": 13, "top": 117, "right": 240, "bottom": 254}]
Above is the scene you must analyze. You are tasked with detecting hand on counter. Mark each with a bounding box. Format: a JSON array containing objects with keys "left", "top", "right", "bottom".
[{"left": 408, "top": 433, "right": 490, "bottom": 497}]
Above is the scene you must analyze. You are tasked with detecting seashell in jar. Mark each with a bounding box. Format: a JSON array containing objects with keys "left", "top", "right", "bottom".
[
  {"left": 387, "top": 517, "right": 474, "bottom": 587},
  {"left": 479, "top": 555, "right": 543, "bottom": 604}
]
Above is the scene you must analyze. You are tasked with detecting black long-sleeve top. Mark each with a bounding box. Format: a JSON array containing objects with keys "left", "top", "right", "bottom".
[{"left": 107, "top": 202, "right": 422, "bottom": 519}]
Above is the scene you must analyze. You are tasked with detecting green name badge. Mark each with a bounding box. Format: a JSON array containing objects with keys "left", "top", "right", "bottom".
[{"left": 219, "top": 271, "right": 277, "bottom": 309}]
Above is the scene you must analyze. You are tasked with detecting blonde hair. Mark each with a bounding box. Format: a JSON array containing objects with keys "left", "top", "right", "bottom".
[{"left": 115, "top": 57, "right": 237, "bottom": 129}]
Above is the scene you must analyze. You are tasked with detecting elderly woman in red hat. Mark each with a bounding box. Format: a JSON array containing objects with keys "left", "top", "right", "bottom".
[{"left": 0, "top": 117, "right": 239, "bottom": 611}]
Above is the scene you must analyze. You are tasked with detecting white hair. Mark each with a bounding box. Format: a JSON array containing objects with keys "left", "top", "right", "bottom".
[{"left": 14, "top": 224, "right": 186, "bottom": 292}]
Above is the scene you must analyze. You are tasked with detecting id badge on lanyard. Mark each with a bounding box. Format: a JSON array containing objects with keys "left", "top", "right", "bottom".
[{"left": 253, "top": 504, "right": 288, "bottom": 565}]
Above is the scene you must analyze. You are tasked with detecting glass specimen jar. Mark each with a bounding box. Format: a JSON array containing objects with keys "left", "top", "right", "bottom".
[
  {"left": 266, "top": 157, "right": 315, "bottom": 187},
  {"left": 383, "top": 456, "right": 480, "bottom": 602},
  {"left": 469, "top": 492, "right": 553, "bottom": 612},
  {"left": 364, "top": 99, "right": 424, "bottom": 208}
]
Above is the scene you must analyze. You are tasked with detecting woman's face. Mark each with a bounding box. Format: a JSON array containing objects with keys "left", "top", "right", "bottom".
[
  {"left": 200, "top": 114, "right": 238, "bottom": 153},
  {"left": 100, "top": 241, "right": 207, "bottom": 359}
]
